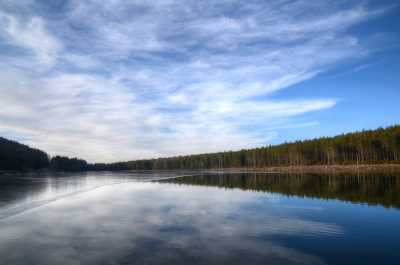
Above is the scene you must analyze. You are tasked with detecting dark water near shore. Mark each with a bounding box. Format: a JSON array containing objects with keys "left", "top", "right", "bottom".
[{"left": 0, "top": 171, "right": 400, "bottom": 265}]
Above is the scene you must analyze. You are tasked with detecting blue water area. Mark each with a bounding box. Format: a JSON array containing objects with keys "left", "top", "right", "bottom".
[{"left": 0, "top": 171, "right": 399, "bottom": 265}]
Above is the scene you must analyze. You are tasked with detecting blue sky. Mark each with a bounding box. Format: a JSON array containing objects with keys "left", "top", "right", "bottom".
[{"left": 0, "top": 0, "right": 399, "bottom": 162}]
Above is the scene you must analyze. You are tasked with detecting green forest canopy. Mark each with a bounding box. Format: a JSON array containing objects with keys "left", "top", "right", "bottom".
[
  {"left": 95, "top": 125, "right": 400, "bottom": 170},
  {"left": 1, "top": 125, "right": 400, "bottom": 171}
]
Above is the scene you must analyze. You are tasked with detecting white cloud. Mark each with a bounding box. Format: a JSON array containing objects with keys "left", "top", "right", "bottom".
[
  {"left": 0, "top": 1, "right": 389, "bottom": 162},
  {"left": 0, "top": 12, "right": 61, "bottom": 68}
]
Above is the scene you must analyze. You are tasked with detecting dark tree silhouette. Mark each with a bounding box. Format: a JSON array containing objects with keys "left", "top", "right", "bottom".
[
  {"left": 50, "top": 156, "right": 88, "bottom": 172},
  {"left": 0, "top": 137, "right": 50, "bottom": 170}
]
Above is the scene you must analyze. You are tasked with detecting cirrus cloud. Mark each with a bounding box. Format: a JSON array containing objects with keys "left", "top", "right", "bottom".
[{"left": 0, "top": 0, "right": 391, "bottom": 162}]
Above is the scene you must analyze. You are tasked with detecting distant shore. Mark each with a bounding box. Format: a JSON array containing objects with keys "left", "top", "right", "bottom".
[
  {"left": 2, "top": 164, "right": 400, "bottom": 175},
  {"left": 208, "top": 164, "right": 400, "bottom": 174}
]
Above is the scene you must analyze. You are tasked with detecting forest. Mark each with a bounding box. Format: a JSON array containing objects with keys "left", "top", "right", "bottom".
[
  {"left": 50, "top": 156, "right": 88, "bottom": 172},
  {"left": 123, "top": 125, "right": 400, "bottom": 170},
  {"left": 0, "top": 137, "right": 49, "bottom": 170},
  {"left": 0, "top": 125, "right": 399, "bottom": 171},
  {"left": 0, "top": 138, "right": 86, "bottom": 171}
]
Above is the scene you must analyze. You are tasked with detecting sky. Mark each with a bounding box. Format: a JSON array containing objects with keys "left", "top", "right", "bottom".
[{"left": 0, "top": 0, "right": 399, "bottom": 163}]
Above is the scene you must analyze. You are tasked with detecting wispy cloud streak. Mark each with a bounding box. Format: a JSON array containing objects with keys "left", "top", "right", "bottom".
[{"left": 0, "top": 0, "right": 390, "bottom": 162}]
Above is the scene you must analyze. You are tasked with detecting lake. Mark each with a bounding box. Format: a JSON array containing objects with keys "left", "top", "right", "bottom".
[{"left": 0, "top": 171, "right": 399, "bottom": 265}]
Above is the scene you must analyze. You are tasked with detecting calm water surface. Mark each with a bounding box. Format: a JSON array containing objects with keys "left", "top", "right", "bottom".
[{"left": 0, "top": 171, "right": 399, "bottom": 265}]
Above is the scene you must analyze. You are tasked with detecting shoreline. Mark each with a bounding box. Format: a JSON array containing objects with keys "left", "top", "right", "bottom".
[
  {"left": 2, "top": 164, "right": 400, "bottom": 175},
  {"left": 206, "top": 164, "right": 400, "bottom": 174}
]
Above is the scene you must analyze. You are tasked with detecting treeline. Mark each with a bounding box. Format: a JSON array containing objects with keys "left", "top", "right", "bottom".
[
  {"left": 50, "top": 156, "right": 88, "bottom": 171},
  {"left": 0, "top": 137, "right": 88, "bottom": 171},
  {"left": 0, "top": 137, "right": 49, "bottom": 170},
  {"left": 87, "top": 162, "right": 129, "bottom": 171},
  {"left": 123, "top": 125, "right": 400, "bottom": 170},
  {"left": 1, "top": 125, "right": 400, "bottom": 171}
]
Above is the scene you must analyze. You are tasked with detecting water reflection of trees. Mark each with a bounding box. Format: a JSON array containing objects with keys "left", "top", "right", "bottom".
[
  {"left": 0, "top": 172, "right": 88, "bottom": 209},
  {"left": 0, "top": 174, "right": 48, "bottom": 208},
  {"left": 161, "top": 173, "right": 400, "bottom": 208}
]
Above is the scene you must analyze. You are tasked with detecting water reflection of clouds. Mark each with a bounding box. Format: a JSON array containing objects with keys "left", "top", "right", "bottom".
[
  {"left": 0, "top": 172, "right": 194, "bottom": 220},
  {"left": 0, "top": 181, "right": 343, "bottom": 265}
]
